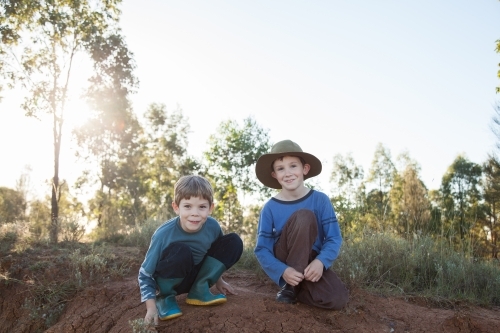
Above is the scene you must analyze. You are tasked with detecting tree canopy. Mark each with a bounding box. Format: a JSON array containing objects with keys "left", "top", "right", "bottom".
[{"left": 0, "top": 0, "right": 136, "bottom": 243}]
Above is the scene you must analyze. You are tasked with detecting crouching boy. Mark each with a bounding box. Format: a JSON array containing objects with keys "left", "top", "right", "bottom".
[
  {"left": 254, "top": 140, "right": 349, "bottom": 310},
  {"left": 138, "top": 175, "right": 243, "bottom": 324}
]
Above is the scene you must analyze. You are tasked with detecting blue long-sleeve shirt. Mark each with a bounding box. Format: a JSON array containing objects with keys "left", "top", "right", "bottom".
[
  {"left": 254, "top": 190, "right": 342, "bottom": 286},
  {"left": 138, "top": 216, "right": 223, "bottom": 302}
]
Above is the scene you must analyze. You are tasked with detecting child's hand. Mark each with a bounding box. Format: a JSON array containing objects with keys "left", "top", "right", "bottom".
[
  {"left": 304, "top": 259, "right": 324, "bottom": 282},
  {"left": 216, "top": 277, "right": 238, "bottom": 295},
  {"left": 144, "top": 299, "right": 158, "bottom": 326},
  {"left": 282, "top": 267, "right": 304, "bottom": 286}
]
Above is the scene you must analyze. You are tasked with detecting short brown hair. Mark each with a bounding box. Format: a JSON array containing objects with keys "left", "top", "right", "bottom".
[
  {"left": 271, "top": 155, "right": 307, "bottom": 171},
  {"left": 174, "top": 175, "right": 214, "bottom": 206}
]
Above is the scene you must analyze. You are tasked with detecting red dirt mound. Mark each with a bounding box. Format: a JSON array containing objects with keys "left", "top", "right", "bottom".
[
  {"left": 1, "top": 246, "right": 499, "bottom": 333},
  {"left": 46, "top": 271, "right": 500, "bottom": 333}
]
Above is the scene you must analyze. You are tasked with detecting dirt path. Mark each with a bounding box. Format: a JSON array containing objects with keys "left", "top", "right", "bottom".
[{"left": 42, "top": 270, "right": 500, "bottom": 333}]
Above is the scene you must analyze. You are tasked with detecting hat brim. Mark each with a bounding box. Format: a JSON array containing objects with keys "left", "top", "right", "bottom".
[{"left": 255, "top": 152, "right": 322, "bottom": 189}]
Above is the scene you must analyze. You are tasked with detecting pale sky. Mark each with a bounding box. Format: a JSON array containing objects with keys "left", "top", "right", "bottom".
[{"left": 1, "top": 0, "right": 499, "bottom": 199}]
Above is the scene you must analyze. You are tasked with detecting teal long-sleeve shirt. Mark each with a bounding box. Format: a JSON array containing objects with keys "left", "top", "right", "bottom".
[
  {"left": 138, "top": 216, "right": 223, "bottom": 302},
  {"left": 254, "top": 190, "right": 342, "bottom": 286}
]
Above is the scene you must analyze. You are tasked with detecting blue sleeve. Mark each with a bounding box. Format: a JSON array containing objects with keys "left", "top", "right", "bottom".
[
  {"left": 138, "top": 231, "right": 163, "bottom": 302},
  {"left": 315, "top": 194, "right": 342, "bottom": 269},
  {"left": 254, "top": 204, "right": 288, "bottom": 286}
]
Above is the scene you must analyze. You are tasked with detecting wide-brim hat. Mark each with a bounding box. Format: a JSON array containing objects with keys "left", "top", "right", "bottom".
[{"left": 255, "top": 139, "right": 322, "bottom": 189}]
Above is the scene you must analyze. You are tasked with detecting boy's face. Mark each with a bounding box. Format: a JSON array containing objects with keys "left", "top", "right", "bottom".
[
  {"left": 172, "top": 196, "right": 214, "bottom": 233},
  {"left": 271, "top": 156, "right": 310, "bottom": 191}
]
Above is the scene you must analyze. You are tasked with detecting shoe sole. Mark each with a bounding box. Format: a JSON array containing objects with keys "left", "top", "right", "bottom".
[
  {"left": 276, "top": 297, "right": 297, "bottom": 304},
  {"left": 186, "top": 298, "right": 227, "bottom": 306},
  {"left": 159, "top": 312, "right": 182, "bottom": 320}
]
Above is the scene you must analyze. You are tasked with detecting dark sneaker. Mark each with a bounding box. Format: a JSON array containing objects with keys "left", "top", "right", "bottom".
[{"left": 276, "top": 283, "right": 297, "bottom": 304}]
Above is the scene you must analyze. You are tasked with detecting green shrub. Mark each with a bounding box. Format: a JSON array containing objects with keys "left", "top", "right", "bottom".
[
  {"left": 120, "top": 218, "right": 164, "bottom": 251},
  {"left": 335, "top": 233, "right": 500, "bottom": 305}
]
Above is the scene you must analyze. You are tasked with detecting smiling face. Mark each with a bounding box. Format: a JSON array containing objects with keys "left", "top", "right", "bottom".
[
  {"left": 271, "top": 155, "right": 310, "bottom": 192},
  {"left": 172, "top": 196, "right": 214, "bottom": 233}
]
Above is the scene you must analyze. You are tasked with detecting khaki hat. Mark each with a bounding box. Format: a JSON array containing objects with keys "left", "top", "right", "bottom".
[{"left": 255, "top": 139, "right": 322, "bottom": 189}]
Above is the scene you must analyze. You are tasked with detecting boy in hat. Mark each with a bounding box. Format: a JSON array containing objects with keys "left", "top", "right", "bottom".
[
  {"left": 139, "top": 175, "right": 243, "bottom": 325},
  {"left": 254, "top": 140, "right": 349, "bottom": 309}
]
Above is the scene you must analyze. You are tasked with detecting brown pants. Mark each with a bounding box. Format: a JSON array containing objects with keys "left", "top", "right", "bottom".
[{"left": 274, "top": 209, "right": 349, "bottom": 309}]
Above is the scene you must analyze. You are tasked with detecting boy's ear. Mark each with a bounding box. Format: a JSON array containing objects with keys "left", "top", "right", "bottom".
[
  {"left": 303, "top": 163, "right": 311, "bottom": 176},
  {"left": 172, "top": 201, "right": 180, "bottom": 214},
  {"left": 271, "top": 171, "right": 277, "bottom": 179},
  {"left": 209, "top": 203, "right": 215, "bottom": 214}
]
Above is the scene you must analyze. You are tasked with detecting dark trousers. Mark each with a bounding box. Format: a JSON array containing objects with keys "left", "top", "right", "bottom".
[
  {"left": 274, "top": 209, "right": 349, "bottom": 310},
  {"left": 154, "top": 233, "right": 243, "bottom": 294}
]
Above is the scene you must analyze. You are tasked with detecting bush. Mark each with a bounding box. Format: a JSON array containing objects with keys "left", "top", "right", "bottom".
[{"left": 335, "top": 233, "right": 500, "bottom": 305}]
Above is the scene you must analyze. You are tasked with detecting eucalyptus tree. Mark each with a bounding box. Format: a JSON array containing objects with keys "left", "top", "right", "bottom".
[
  {"left": 0, "top": 0, "right": 136, "bottom": 243},
  {"left": 74, "top": 108, "right": 143, "bottom": 234},
  {"left": 27, "top": 181, "right": 83, "bottom": 240},
  {"left": 204, "top": 116, "right": 271, "bottom": 234},
  {"left": 389, "top": 156, "right": 431, "bottom": 239},
  {"left": 483, "top": 155, "right": 500, "bottom": 258},
  {"left": 440, "top": 155, "right": 483, "bottom": 248},
  {"left": 366, "top": 143, "right": 396, "bottom": 231},
  {"left": 205, "top": 117, "right": 271, "bottom": 195},
  {"left": 329, "top": 153, "right": 365, "bottom": 235},
  {"left": 139, "top": 103, "right": 198, "bottom": 220}
]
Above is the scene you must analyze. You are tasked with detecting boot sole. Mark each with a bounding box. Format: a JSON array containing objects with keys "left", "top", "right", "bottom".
[
  {"left": 159, "top": 312, "right": 182, "bottom": 320},
  {"left": 186, "top": 298, "right": 227, "bottom": 306},
  {"left": 276, "top": 297, "right": 297, "bottom": 304}
]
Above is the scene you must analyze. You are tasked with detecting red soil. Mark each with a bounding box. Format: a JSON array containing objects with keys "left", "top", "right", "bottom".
[{"left": 1, "top": 249, "right": 499, "bottom": 333}]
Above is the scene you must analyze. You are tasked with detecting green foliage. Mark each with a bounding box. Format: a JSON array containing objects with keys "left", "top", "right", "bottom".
[
  {"left": 241, "top": 204, "right": 262, "bottom": 248},
  {"left": 140, "top": 104, "right": 196, "bottom": 218},
  {"left": 0, "top": 0, "right": 136, "bottom": 244},
  {"left": 390, "top": 163, "right": 431, "bottom": 239},
  {"left": 211, "top": 180, "right": 244, "bottom": 234},
  {"left": 59, "top": 217, "right": 86, "bottom": 242},
  {"left": 365, "top": 143, "right": 397, "bottom": 231},
  {"left": 26, "top": 182, "right": 85, "bottom": 243},
  {"left": 118, "top": 218, "right": 165, "bottom": 253},
  {"left": 482, "top": 155, "right": 500, "bottom": 258},
  {"left": 232, "top": 247, "right": 265, "bottom": 277},
  {"left": 203, "top": 116, "right": 271, "bottom": 239},
  {"left": 0, "top": 226, "right": 17, "bottom": 254},
  {"left": 129, "top": 318, "right": 153, "bottom": 333},
  {"left": 440, "top": 155, "right": 483, "bottom": 247},
  {"left": 74, "top": 103, "right": 197, "bottom": 240},
  {"left": 0, "top": 187, "right": 26, "bottom": 224},
  {"left": 28, "top": 199, "right": 51, "bottom": 240},
  {"left": 205, "top": 116, "right": 272, "bottom": 198},
  {"left": 335, "top": 233, "right": 500, "bottom": 306},
  {"left": 330, "top": 153, "right": 365, "bottom": 235},
  {"left": 22, "top": 280, "right": 75, "bottom": 329}
]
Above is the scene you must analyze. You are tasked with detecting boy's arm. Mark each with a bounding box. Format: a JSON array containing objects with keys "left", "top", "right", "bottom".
[
  {"left": 138, "top": 267, "right": 157, "bottom": 302},
  {"left": 314, "top": 194, "right": 343, "bottom": 270},
  {"left": 254, "top": 207, "right": 288, "bottom": 285},
  {"left": 138, "top": 231, "right": 164, "bottom": 302}
]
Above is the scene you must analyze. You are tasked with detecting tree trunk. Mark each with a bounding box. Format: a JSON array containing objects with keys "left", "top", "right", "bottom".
[{"left": 50, "top": 109, "right": 62, "bottom": 244}]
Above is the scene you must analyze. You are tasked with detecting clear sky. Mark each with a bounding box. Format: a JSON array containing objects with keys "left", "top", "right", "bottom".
[{"left": 1, "top": 0, "right": 499, "bottom": 199}]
